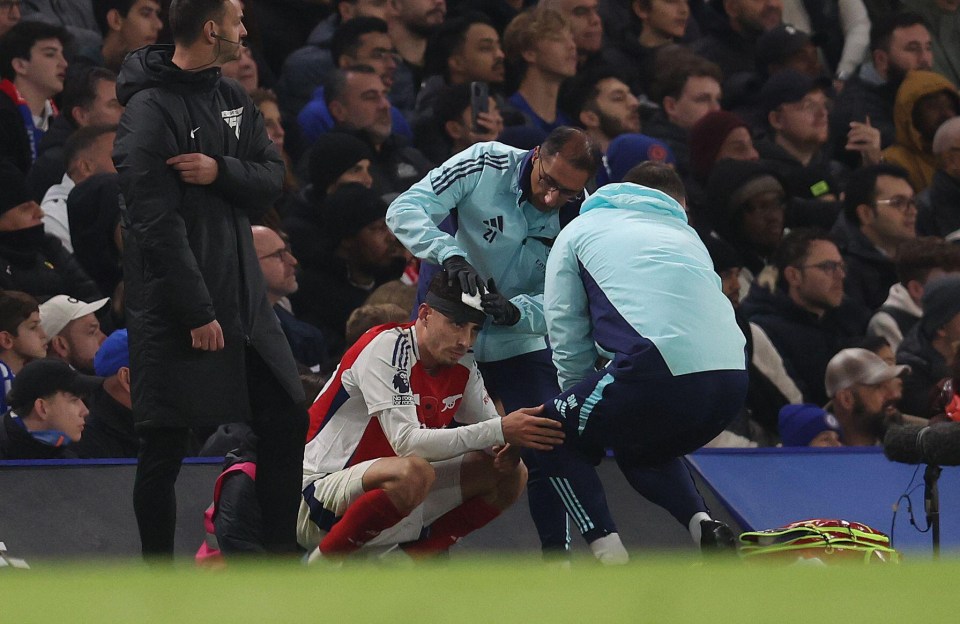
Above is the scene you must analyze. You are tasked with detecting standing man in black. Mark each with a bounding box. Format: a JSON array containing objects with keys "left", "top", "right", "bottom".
[{"left": 114, "top": 0, "right": 307, "bottom": 559}]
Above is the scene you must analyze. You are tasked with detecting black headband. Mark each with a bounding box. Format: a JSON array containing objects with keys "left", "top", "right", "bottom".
[{"left": 425, "top": 292, "right": 488, "bottom": 326}]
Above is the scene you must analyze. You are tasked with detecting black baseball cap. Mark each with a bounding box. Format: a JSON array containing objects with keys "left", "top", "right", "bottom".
[
  {"left": 7, "top": 360, "right": 103, "bottom": 414},
  {"left": 761, "top": 69, "right": 833, "bottom": 114},
  {"left": 756, "top": 24, "right": 821, "bottom": 68}
]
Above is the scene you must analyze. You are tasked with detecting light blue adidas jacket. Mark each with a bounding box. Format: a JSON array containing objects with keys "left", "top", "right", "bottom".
[
  {"left": 387, "top": 142, "right": 561, "bottom": 363},
  {"left": 545, "top": 183, "right": 747, "bottom": 391}
]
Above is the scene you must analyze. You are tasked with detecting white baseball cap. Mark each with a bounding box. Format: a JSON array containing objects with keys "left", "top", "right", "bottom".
[
  {"left": 39, "top": 295, "right": 109, "bottom": 337},
  {"left": 824, "top": 348, "right": 910, "bottom": 398}
]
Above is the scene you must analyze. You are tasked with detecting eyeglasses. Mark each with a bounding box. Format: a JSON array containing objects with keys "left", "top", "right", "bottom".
[
  {"left": 782, "top": 99, "right": 833, "bottom": 115},
  {"left": 258, "top": 246, "right": 294, "bottom": 262},
  {"left": 797, "top": 260, "right": 847, "bottom": 276},
  {"left": 0, "top": 0, "right": 21, "bottom": 10},
  {"left": 875, "top": 196, "right": 917, "bottom": 212},
  {"left": 536, "top": 153, "right": 584, "bottom": 201}
]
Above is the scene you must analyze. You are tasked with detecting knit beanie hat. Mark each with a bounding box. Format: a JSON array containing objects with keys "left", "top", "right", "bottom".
[
  {"left": 322, "top": 183, "right": 387, "bottom": 245},
  {"left": 600, "top": 133, "right": 676, "bottom": 185},
  {"left": 0, "top": 160, "right": 30, "bottom": 216},
  {"left": 704, "top": 159, "right": 784, "bottom": 233},
  {"left": 921, "top": 274, "right": 960, "bottom": 338},
  {"left": 308, "top": 132, "right": 373, "bottom": 193},
  {"left": 778, "top": 403, "right": 841, "bottom": 447},
  {"left": 688, "top": 110, "right": 750, "bottom": 182}
]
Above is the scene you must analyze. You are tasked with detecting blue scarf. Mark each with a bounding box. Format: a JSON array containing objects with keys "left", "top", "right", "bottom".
[{"left": 9, "top": 412, "right": 70, "bottom": 448}]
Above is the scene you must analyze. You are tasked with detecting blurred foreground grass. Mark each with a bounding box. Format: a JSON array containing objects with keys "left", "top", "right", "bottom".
[{"left": 0, "top": 553, "right": 954, "bottom": 623}]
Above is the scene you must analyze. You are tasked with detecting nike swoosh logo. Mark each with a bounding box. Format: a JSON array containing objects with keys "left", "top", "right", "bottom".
[{"left": 190, "top": 127, "right": 200, "bottom": 139}]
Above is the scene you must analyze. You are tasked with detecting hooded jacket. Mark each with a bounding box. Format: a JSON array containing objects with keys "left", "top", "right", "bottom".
[
  {"left": 882, "top": 70, "right": 959, "bottom": 191},
  {"left": 114, "top": 45, "right": 304, "bottom": 428},
  {"left": 544, "top": 184, "right": 746, "bottom": 391},
  {"left": 868, "top": 282, "right": 922, "bottom": 352}
]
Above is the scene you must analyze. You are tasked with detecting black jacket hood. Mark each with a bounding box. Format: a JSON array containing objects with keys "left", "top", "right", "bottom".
[{"left": 117, "top": 45, "right": 222, "bottom": 106}]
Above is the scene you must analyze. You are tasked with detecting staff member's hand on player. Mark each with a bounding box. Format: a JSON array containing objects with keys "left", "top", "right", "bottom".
[{"left": 500, "top": 405, "right": 565, "bottom": 450}]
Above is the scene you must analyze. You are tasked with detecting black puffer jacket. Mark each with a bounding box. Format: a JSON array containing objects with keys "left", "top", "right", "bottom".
[
  {"left": 114, "top": 45, "right": 304, "bottom": 428},
  {"left": 0, "top": 226, "right": 101, "bottom": 301}
]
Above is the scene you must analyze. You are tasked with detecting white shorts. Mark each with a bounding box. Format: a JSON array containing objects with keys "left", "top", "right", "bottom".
[{"left": 297, "top": 455, "right": 465, "bottom": 550}]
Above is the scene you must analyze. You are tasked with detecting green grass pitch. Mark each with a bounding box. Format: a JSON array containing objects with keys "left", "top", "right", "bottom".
[{"left": 1, "top": 554, "right": 957, "bottom": 623}]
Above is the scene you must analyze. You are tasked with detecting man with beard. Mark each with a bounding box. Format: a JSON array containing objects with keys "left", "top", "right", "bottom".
[
  {"left": 560, "top": 66, "right": 641, "bottom": 156},
  {"left": 84, "top": 0, "right": 163, "bottom": 73},
  {"left": 298, "top": 18, "right": 413, "bottom": 147},
  {"left": 824, "top": 348, "right": 910, "bottom": 445},
  {"left": 693, "top": 0, "right": 782, "bottom": 84},
  {"left": 415, "top": 13, "right": 506, "bottom": 119},
  {"left": 831, "top": 12, "right": 933, "bottom": 166},
  {"left": 291, "top": 183, "right": 408, "bottom": 356},
  {"left": 325, "top": 66, "right": 433, "bottom": 198},
  {"left": 882, "top": 69, "right": 959, "bottom": 192},
  {"left": 39, "top": 295, "right": 108, "bottom": 374},
  {"left": 388, "top": 0, "right": 446, "bottom": 104}
]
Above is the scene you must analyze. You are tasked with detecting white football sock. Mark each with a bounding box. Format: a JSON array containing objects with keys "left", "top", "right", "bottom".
[{"left": 589, "top": 533, "right": 629, "bottom": 565}]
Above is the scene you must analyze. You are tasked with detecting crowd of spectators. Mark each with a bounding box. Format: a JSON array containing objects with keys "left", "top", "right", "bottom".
[{"left": 2, "top": 0, "right": 960, "bottom": 462}]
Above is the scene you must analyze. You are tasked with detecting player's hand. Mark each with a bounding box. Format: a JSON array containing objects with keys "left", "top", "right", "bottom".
[
  {"left": 167, "top": 153, "right": 219, "bottom": 185},
  {"left": 442, "top": 255, "right": 484, "bottom": 296},
  {"left": 845, "top": 116, "right": 882, "bottom": 166},
  {"left": 492, "top": 444, "right": 521, "bottom": 473},
  {"left": 190, "top": 320, "right": 225, "bottom": 351},
  {"left": 500, "top": 405, "right": 564, "bottom": 450},
  {"left": 481, "top": 278, "right": 520, "bottom": 326}
]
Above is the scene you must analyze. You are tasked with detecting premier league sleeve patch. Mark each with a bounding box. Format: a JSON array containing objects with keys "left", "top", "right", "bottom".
[{"left": 393, "top": 369, "right": 414, "bottom": 405}]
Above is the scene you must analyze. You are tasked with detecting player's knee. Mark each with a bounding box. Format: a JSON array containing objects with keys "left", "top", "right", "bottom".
[{"left": 391, "top": 457, "right": 435, "bottom": 510}]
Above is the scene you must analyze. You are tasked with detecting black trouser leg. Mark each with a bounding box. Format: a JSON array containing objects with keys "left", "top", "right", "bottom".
[
  {"left": 133, "top": 426, "right": 191, "bottom": 560},
  {"left": 246, "top": 349, "right": 309, "bottom": 553}
]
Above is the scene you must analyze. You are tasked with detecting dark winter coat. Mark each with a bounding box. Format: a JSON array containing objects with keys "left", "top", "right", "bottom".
[
  {"left": 741, "top": 282, "right": 870, "bottom": 405},
  {"left": 114, "top": 45, "right": 304, "bottom": 429},
  {"left": 832, "top": 215, "right": 898, "bottom": 314},
  {"left": 896, "top": 324, "right": 951, "bottom": 418},
  {"left": 72, "top": 385, "right": 138, "bottom": 458},
  {"left": 917, "top": 170, "right": 960, "bottom": 238},
  {"left": 0, "top": 226, "right": 102, "bottom": 301}
]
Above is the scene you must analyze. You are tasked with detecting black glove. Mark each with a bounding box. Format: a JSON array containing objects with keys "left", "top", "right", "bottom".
[
  {"left": 481, "top": 278, "right": 521, "bottom": 326},
  {"left": 442, "top": 255, "right": 484, "bottom": 296}
]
